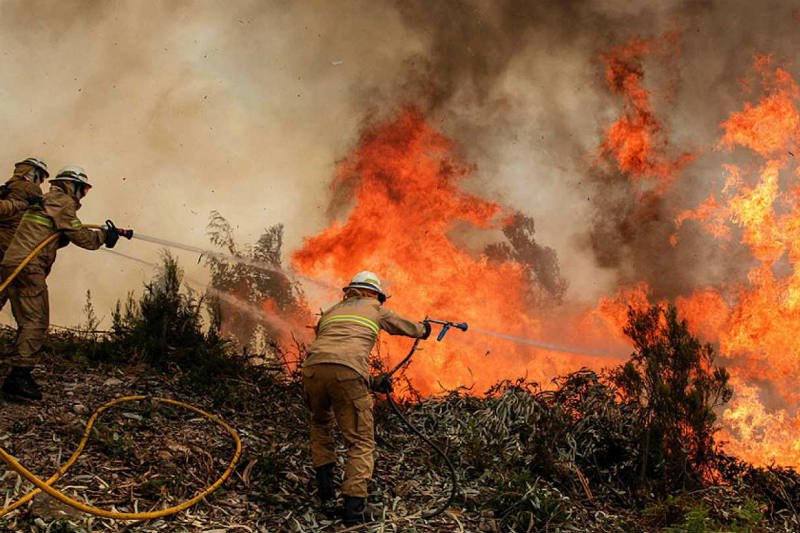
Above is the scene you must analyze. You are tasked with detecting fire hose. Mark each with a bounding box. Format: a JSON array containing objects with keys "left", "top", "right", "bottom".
[
  {"left": 0, "top": 224, "right": 243, "bottom": 521},
  {"left": 376, "top": 317, "right": 468, "bottom": 520}
]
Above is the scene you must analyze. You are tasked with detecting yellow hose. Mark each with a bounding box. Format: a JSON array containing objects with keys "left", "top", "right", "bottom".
[{"left": 0, "top": 225, "right": 243, "bottom": 520}]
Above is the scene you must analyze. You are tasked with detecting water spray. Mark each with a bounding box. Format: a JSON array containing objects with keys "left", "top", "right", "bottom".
[
  {"left": 469, "top": 327, "right": 627, "bottom": 359},
  {"left": 131, "top": 232, "right": 334, "bottom": 290},
  {"left": 106, "top": 249, "right": 625, "bottom": 360},
  {"left": 103, "top": 249, "right": 303, "bottom": 335}
]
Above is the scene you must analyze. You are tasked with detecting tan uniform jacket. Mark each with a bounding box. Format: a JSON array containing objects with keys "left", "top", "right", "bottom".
[
  {"left": 1, "top": 187, "right": 105, "bottom": 276},
  {"left": 304, "top": 297, "right": 427, "bottom": 380},
  {"left": 0, "top": 176, "right": 42, "bottom": 251}
]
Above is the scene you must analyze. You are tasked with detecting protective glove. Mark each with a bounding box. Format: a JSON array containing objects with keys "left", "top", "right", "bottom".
[
  {"left": 104, "top": 229, "right": 119, "bottom": 249},
  {"left": 103, "top": 219, "right": 133, "bottom": 241},
  {"left": 103, "top": 220, "right": 120, "bottom": 249},
  {"left": 26, "top": 194, "right": 43, "bottom": 208},
  {"left": 420, "top": 319, "right": 432, "bottom": 340},
  {"left": 371, "top": 373, "right": 393, "bottom": 394}
]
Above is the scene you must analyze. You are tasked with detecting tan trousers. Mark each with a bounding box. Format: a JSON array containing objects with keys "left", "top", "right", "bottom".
[
  {"left": 2, "top": 269, "right": 48, "bottom": 366},
  {"left": 303, "top": 363, "right": 375, "bottom": 498}
]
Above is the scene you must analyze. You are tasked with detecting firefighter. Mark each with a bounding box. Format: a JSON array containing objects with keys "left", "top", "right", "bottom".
[
  {"left": 1, "top": 166, "right": 121, "bottom": 401},
  {"left": 303, "top": 271, "right": 430, "bottom": 525},
  {"left": 0, "top": 158, "right": 48, "bottom": 310}
]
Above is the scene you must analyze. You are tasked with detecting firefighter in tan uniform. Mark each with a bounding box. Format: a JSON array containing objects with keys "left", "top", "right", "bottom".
[
  {"left": 1, "top": 166, "right": 121, "bottom": 401},
  {"left": 303, "top": 271, "right": 430, "bottom": 525},
  {"left": 0, "top": 158, "right": 48, "bottom": 310}
]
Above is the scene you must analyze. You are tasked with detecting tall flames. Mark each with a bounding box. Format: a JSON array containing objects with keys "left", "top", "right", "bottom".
[
  {"left": 292, "top": 108, "right": 613, "bottom": 393},
  {"left": 599, "top": 33, "right": 693, "bottom": 194},
  {"left": 283, "top": 41, "right": 800, "bottom": 467},
  {"left": 677, "top": 56, "right": 800, "bottom": 466}
]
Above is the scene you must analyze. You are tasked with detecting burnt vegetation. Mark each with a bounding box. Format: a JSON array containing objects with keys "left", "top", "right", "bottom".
[
  {"left": 1, "top": 219, "right": 798, "bottom": 532},
  {"left": 485, "top": 212, "right": 568, "bottom": 304}
]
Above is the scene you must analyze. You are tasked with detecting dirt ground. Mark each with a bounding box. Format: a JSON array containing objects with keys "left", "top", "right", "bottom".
[{"left": 0, "top": 353, "right": 474, "bottom": 533}]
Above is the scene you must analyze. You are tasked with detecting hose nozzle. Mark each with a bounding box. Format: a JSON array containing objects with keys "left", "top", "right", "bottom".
[
  {"left": 426, "top": 317, "right": 469, "bottom": 342},
  {"left": 105, "top": 219, "right": 134, "bottom": 240}
]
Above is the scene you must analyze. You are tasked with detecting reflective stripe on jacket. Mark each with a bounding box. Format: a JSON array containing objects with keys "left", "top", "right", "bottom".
[
  {"left": 304, "top": 296, "right": 427, "bottom": 381},
  {"left": 1, "top": 187, "right": 105, "bottom": 275}
]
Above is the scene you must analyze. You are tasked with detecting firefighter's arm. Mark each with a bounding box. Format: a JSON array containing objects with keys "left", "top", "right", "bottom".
[
  {"left": 0, "top": 198, "right": 30, "bottom": 218},
  {"left": 62, "top": 227, "right": 105, "bottom": 250},
  {"left": 378, "top": 308, "right": 430, "bottom": 339},
  {"left": 48, "top": 201, "right": 105, "bottom": 250}
]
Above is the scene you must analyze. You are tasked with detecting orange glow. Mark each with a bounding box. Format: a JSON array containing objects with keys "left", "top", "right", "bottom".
[
  {"left": 280, "top": 50, "right": 800, "bottom": 468},
  {"left": 599, "top": 34, "right": 693, "bottom": 193},
  {"left": 292, "top": 107, "right": 610, "bottom": 394},
  {"left": 678, "top": 56, "right": 800, "bottom": 466}
]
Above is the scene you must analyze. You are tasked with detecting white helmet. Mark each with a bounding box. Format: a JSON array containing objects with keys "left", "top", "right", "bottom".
[
  {"left": 51, "top": 165, "right": 91, "bottom": 189},
  {"left": 15, "top": 157, "right": 49, "bottom": 180},
  {"left": 343, "top": 271, "right": 387, "bottom": 303}
]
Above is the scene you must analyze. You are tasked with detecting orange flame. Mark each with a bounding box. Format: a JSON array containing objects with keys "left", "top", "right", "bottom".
[
  {"left": 292, "top": 107, "right": 612, "bottom": 393},
  {"left": 281, "top": 45, "right": 800, "bottom": 469},
  {"left": 678, "top": 56, "right": 800, "bottom": 466},
  {"left": 600, "top": 33, "right": 693, "bottom": 193}
]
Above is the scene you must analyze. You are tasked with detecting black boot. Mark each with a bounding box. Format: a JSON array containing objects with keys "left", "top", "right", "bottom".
[
  {"left": 2, "top": 366, "right": 42, "bottom": 401},
  {"left": 315, "top": 463, "right": 336, "bottom": 515},
  {"left": 342, "top": 495, "right": 370, "bottom": 526}
]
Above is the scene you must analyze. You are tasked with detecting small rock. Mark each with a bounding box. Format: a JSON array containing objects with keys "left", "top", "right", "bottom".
[
  {"left": 103, "top": 377, "right": 123, "bottom": 386},
  {"left": 73, "top": 403, "right": 88, "bottom": 415}
]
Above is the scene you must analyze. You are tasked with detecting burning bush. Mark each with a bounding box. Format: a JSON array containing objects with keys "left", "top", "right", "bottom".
[
  {"left": 205, "top": 211, "right": 311, "bottom": 362},
  {"left": 612, "top": 304, "right": 733, "bottom": 494}
]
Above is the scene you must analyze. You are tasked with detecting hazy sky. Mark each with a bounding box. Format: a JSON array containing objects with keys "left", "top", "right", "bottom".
[{"left": 0, "top": 0, "right": 796, "bottom": 329}]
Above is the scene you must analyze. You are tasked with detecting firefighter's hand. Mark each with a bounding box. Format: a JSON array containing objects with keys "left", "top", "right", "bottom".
[
  {"left": 420, "top": 319, "right": 432, "bottom": 340},
  {"left": 104, "top": 227, "right": 119, "bottom": 249},
  {"left": 26, "top": 195, "right": 43, "bottom": 207},
  {"left": 371, "top": 373, "right": 393, "bottom": 394}
]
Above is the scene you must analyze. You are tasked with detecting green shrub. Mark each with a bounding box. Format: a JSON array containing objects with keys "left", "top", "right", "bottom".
[{"left": 84, "top": 252, "right": 245, "bottom": 404}]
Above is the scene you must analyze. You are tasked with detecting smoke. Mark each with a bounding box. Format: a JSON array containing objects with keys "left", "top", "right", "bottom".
[
  {"left": 0, "top": 0, "right": 421, "bottom": 326},
  {"left": 0, "top": 0, "right": 797, "bottom": 335},
  {"left": 386, "top": 0, "right": 800, "bottom": 304}
]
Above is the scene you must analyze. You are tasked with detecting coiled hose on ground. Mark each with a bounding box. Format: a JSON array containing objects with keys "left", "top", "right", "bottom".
[{"left": 0, "top": 228, "right": 242, "bottom": 521}]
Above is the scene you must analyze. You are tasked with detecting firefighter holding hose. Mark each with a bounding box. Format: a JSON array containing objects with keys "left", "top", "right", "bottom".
[
  {"left": 1, "top": 166, "right": 121, "bottom": 401},
  {"left": 303, "top": 271, "right": 430, "bottom": 525}
]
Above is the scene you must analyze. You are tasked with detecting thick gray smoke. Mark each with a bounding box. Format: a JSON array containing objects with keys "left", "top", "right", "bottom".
[
  {"left": 389, "top": 0, "right": 800, "bottom": 302},
  {"left": 0, "top": 0, "right": 796, "bottom": 329},
  {"left": 0, "top": 0, "right": 421, "bottom": 326}
]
